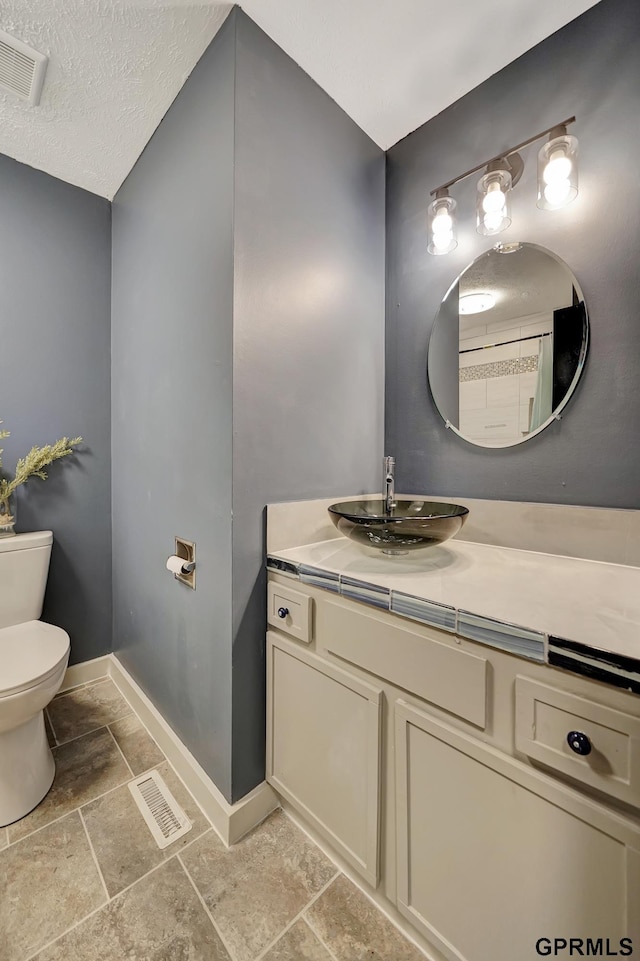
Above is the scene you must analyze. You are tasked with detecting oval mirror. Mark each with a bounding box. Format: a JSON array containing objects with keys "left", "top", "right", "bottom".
[{"left": 427, "top": 242, "right": 588, "bottom": 448}]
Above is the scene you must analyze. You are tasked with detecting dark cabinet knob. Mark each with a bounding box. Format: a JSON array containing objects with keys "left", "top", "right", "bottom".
[
  {"left": 277, "top": 607, "right": 289, "bottom": 619},
  {"left": 567, "top": 731, "right": 592, "bottom": 756}
]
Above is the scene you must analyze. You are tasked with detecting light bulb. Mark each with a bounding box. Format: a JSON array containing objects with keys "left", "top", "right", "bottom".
[
  {"left": 544, "top": 179, "right": 572, "bottom": 206},
  {"left": 543, "top": 150, "right": 572, "bottom": 184},
  {"left": 476, "top": 167, "right": 512, "bottom": 235},
  {"left": 433, "top": 230, "right": 453, "bottom": 251},
  {"left": 482, "top": 181, "right": 506, "bottom": 213},
  {"left": 432, "top": 210, "right": 453, "bottom": 234},
  {"left": 483, "top": 210, "right": 505, "bottom": 232},
  {"left": 537, "top": 132, "right": 578, "bottom": 210},
  {"left": 428, "top": 191, "right": 457, "bottom": 255}
]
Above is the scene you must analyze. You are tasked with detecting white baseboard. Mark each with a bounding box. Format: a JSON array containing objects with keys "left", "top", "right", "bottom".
[
  {"left": 106, "top": 654, "right": 279, "bottom": 846},
  {"left": 61, "top": 653, "right": 278, "bottom": 845},
  {"left": 61, "top": 655, "right": 110, "bottom": 691}
]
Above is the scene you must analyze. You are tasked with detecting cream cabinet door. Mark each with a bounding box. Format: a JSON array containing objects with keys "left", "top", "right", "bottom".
[
  {"left": 395, "top": 700, "right": 640, "bottom": 961},
  {"left": 266, "top": 631, "right": 382, "bottom": 885}
]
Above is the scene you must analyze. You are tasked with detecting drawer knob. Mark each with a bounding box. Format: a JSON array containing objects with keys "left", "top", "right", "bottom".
[
  {"left": 277, "top": 607, "right": 290, "bottom": 619},
  {"left": 567, "top": 731, "right": 592, "bottom": 756}
]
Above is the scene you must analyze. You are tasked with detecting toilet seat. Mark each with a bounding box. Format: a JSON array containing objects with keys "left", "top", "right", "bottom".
[{"left": 0, "top": 621, "right": 70, "bottom": 698}]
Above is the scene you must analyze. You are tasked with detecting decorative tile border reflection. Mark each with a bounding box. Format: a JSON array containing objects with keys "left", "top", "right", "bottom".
[
  {"left": 390, "top": 591, "right": 456, "bottom": 633},
  {"left": 459, "top": 353, "right": 538, "bottom": 382},
  {"left": 458, "top": 610, "right": 545, "bottom": 661},
  {"left": 548, "top": 636, "right": 640, "bottom": 694},
  {"left": 340, "top": 576, "right": 390, "bottom": 610},
  {"left": 267, "top": 548, "right": 640, "bottom": 694},
  {"left": 267, "top": 554, "right": 546, "bottom": 663},
  {"left": 267, "top": 556, "right": 300, "bottom": 577},
  {"left": 298, "top": 564, "right": 340, "bottom": 593},
  {"left": 267, "top": 559, "right": 640, "bottom": 687}
]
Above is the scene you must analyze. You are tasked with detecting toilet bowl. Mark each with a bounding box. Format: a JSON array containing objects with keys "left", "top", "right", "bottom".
[{"left": 0, "top": 532, "right": 71, "bottom": 826}]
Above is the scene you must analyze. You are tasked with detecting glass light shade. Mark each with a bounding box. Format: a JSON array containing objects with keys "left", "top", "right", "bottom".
[
  {"left": 476, "top": 169, "right": 512, "bottom": 236},
  {"left": 537, "top": 134, "right": 578, "bottom": 209},
  {"left": 428, "top": 194, "right": 458, "bottom": 255}
]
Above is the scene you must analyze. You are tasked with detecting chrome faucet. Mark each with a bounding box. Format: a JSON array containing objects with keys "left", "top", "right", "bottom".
[{"left": 384, "top": 456, "right": 396, "bottom": 514}]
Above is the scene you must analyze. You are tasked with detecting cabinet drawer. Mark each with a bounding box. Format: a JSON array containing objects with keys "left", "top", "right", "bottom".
[
  {"left": 317, "top": 598, "right": 487, "bottom": 728},
  {"left": 515, "top": 676, "right": 640, "bottom": 808},
  {"left": 267, "top": 581, "right": 313, "bottom": 643}
]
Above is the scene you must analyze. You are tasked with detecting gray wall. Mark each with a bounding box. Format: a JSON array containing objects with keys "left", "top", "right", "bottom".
[
  {"left": 111, "top": 17, "right": 236, "bottom": 798},
  {"left": 386, "top": 0, "right": 640, "bottom": 508},
  {"left": 0, "top": 154, "right": 112, "bottom": 663},
  {"left": 111, "top": 9, "right": 385, "bottom": 803},
  {"left": 231, "top": 13, "right": 385, "bottom": 799}
]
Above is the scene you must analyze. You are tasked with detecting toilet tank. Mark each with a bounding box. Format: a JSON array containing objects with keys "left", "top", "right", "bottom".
[{"left": 0, "top": 531, "right": 53, "bottom": 630}]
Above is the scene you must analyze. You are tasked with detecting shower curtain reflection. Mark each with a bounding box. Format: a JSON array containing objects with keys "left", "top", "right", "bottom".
[{"left": 530, "top": 335, "right": 553, "bottom": 431}]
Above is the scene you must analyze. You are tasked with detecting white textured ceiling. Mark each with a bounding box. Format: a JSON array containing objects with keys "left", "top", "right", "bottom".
[
  {"left": 459, "top": 246, "right": 574, "bottom": 332},
  {"left": 0, "top": 1, "right": 232, "bottom": 199},
  {"left": 0, "top": 0, "right": 601, "bottom": 199}
]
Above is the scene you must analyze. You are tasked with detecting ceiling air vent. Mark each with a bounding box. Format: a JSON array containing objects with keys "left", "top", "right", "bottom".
[{"left": 0, "top": 30, "right": 48, "bottom": 105}]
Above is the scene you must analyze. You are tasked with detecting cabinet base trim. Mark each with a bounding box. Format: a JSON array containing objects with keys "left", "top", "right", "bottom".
[
  {"left": 269, "top": 776, "right": 377, "bottom": 886},
  {"left": 281, "top": 800, "right": 439, "bottom": 961}
]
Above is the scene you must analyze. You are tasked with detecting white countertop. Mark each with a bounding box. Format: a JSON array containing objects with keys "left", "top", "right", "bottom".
[{"left": 269, "top": 537, "right": 640, "bottom": 661}]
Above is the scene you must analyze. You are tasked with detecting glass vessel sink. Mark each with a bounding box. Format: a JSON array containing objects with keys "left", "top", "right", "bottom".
[{"left": 328, "top": 499, "right": 469, "bottom": 555}]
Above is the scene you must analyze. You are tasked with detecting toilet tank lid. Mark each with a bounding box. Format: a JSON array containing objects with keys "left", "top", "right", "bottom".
[{"left": 0, "top": 531, "right": 52, "bottom": 553}]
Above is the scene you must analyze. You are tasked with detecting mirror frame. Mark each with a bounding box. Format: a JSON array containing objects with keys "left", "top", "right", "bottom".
[{"left": 427, "top": 243, "right": 590, "bottom": 448}]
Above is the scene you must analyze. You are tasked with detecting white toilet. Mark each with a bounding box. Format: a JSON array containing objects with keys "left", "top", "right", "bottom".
[{"left": 0, "top": 531, "right": 70, "bottom": 826}]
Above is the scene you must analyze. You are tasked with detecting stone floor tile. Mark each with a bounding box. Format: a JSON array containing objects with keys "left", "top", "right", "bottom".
[
  {"left": 33, "top": 858, "right": 231, "bottom": 961},
  {"left": 306, "top": 874, "right": 426, "bottom": 961},
  {"left": 0, "top": 826, "right": 7, "bottom": 850},
  {"left": 48, "top": 678, "right": 132, "bottom": 743},
  {"left": 8, "top": 727, "right": 131, "bottom": 842},
  {"left": 108, "top": 714, "right": 164, "bottom": 775},
  {"left": 181, "top": 809, "right": 337, "bottom": 961},
  {"left": 44, "top": 709, "right": 56, "bottom": 746},
  {"left": 82, "top": 760, "right": 210, "bottom": 897},
  {"left": 263, "top": 919, "right": 334, "bottom": 961},
  {"left": 0, "top": 811, "right": 106, "bottom": 961}
]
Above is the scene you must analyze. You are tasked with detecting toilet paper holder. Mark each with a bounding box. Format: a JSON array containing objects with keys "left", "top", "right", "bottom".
[{"left": 167, "top": 537, "right": 196, "bottom": 589}]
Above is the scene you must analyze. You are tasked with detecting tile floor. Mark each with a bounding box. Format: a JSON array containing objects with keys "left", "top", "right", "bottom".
[{"left": 0, "top": 676, "right": 427, "bottom": 961}]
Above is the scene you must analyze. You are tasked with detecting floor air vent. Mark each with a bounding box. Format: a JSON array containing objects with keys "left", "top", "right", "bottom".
[
  {"left": 128, "top": 770, "right": 192, "bottom": 849},
  {"left": 0, "top": 30, "right": 48, "bottom": 105}
]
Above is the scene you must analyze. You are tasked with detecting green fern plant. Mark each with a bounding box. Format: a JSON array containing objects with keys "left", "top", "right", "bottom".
[{"left": 0, "top": 421, "right": 82, "bottom": 525}]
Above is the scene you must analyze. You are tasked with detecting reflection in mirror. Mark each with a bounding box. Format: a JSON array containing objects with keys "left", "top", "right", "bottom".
[{"left": 427, "top": 243, "right": 588, "bottom": 448}]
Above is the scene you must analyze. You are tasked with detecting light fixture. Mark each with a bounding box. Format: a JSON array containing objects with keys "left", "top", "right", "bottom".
[
  {"left": 427, "top": 116, "right": 578, "bottom": 254},
  {"left": 537, "top": 125, "right": 578, "bottom": 209},
  {"left": 428, "top": 189, "right": 457, "bottom": 255},
  {"left": 476, "top": 161, "right": 512, "bottom": 236},
  {"left": 459, "top": 293, "right": 495, "bottom": 314},
  {"left": 494, "top": 242, "right": 522, "bottom": 254}
]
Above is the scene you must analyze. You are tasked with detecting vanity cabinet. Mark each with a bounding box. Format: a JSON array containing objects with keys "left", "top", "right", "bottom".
[
  {"left": 395, "top": 700, "right": 640, "bottom": 961},
  {"left": 266, "top": 573, "right": 640, "bottom": 961},
  {"left": 266, "top": 631, "right": 382, "bottom": 885}
]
